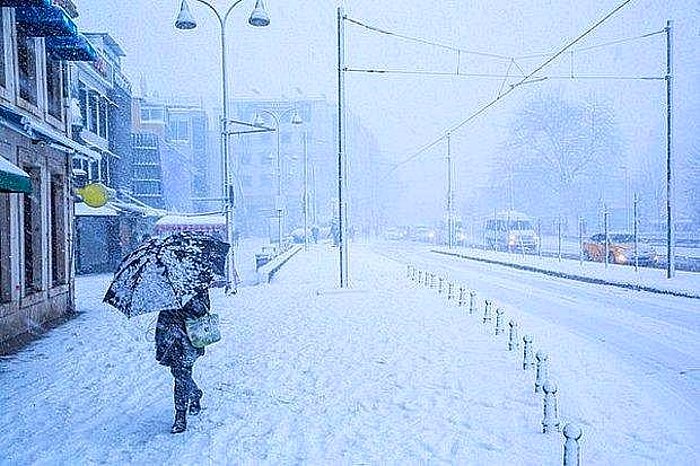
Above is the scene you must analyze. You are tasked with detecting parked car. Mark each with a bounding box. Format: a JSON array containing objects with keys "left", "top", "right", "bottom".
[{"left": 582, "top": 233, "right": 659, "bottom": 266}]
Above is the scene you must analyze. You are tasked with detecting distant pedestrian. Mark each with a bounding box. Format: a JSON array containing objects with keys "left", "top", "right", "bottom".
[
  {"left": 311, "top": 225, "right": 319, "bottom": 244},
  {"left": 155, "top": 288, "right": 210, "bottom": 434}
]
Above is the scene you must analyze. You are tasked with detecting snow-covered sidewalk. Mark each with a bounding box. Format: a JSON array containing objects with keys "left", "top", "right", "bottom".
[{"left": 0, "top": 243, "right": 697, "bottom": 464}]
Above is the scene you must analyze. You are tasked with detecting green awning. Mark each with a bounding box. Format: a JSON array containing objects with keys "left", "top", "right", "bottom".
[{"left": 0, "top": 157, "right": 32, "bottom": 194}]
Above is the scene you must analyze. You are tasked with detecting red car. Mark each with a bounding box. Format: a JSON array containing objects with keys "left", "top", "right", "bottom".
[{"left": 582, "top": 233, "right": 659, "bottom": 266}]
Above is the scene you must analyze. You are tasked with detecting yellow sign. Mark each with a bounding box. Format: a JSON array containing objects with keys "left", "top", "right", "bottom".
[{"left": 77, "top": 183, "right": 109, "bottom": 208}]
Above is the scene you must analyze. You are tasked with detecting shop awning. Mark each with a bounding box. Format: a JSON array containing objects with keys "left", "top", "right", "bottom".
[
  {"left": 46, "top": 34, "right": 98, "bottom": 62},
  {"left": 0, "top": 0, "right": 51, "bottom": 7},
  {"left": 0, "top": 157, "right": 31, "bottom": 194},
  {"left": 0, "top": 103, "right": 102, "bottom": 163},
  {"left": 16, "top": 5, "right": 78, "bottom": 38},
  {"left": 74, "top": 202, "right": 119, "bottom": 217}
]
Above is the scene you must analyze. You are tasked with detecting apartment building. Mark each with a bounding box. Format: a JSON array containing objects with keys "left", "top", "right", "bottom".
[{"left": 0, "top": 1, "right": 101, "bottom": 352}]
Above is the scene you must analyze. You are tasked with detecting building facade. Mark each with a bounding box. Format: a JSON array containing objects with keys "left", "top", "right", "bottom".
[
  {"left": 132, "top": 96, "right": 211, "bottom": 214},
  {"left": 0, "top": 1, "right": 101, "bottom": 352},
  {"left": 229, "top": 97, "right": 381, "bottom": 241},
  {"left": 69, "top": 32, "right": 156, "bottom": 274}
]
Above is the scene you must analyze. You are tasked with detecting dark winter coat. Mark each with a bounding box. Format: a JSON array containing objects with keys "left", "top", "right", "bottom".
[{"left": 155, "top": 290, "right": 210, "bottom": 367}]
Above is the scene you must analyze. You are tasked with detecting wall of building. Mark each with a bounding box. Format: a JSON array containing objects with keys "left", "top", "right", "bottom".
[{"left": 0, "top": 129, "right": 73, "bottom": 353}]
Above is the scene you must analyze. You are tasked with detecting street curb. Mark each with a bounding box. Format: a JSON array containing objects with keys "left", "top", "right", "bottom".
[
  {"left": 431, "top": 249, "right": 700, "bottom": 300},
  {"left": 257, "top": 245, "right": 303, "bottom": 284}
]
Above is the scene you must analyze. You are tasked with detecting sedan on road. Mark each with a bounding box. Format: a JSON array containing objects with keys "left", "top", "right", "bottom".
[{"left": 582, "top": 233, "right": 659, "bottom": 266}]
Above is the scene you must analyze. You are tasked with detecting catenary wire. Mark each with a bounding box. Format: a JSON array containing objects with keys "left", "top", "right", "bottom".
[
  {"left": 374, "top": 0, "right": 637, "bottom": 178},
  {"left": 344, "top": 16, "right": 513, "bottom": 61}
]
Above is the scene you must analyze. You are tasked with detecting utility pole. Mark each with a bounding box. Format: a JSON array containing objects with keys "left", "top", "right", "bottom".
[
  {"left": 665, "top": 20, "right": 675, "bottom": 278},
  {"left": 446, "top": 132, "right": 454, "bottom": 248},
  {"left": 303, "top": 131, "right": 308, "bottom": 251},
  {"left": 604, "top": 204, "right": 609, "bottom": 268},
  {"left": 633, "top": 193, "right": 639, "bottom": 272},
  {"left": 337, "top": 7, "right": 348, "bottom": 287}
]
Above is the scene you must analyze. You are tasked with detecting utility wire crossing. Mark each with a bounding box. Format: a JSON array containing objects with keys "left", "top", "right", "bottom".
[{"left": 345, "top": 0, "right": 660, "bottom": 180}]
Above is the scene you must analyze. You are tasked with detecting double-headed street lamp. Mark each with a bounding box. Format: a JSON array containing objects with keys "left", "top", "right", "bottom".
[
  {"left": 175, "top": 0, "right": 270, "bottom": 291},
  {"left": 253, "top": 109, "right": 303, "bottom": 247}
]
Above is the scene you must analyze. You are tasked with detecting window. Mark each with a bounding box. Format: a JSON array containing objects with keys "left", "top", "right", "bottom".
[
  {"left": 46, "top": 58, "right": 63, "bottom": 120},
  {"left": 98, "top": 97, "right": 108, "bottom": 138},
  {"left": 89, "top": 160, "right": 98, "bottom": 182},
  {"left": 23, "top": 166, "right": 43, "bottom": 294},
  {"left": 137, "top": 180, "right": 161, "bottom": 195},
  {"left": 134, "top": 165, "right": 159, "bottom": 180},
  {"left": 78, "top": 82, "right": 88, "bottom": 129},
  {"left": 50, "top": 174, "right": 67, "bottom": 287},
  {"left": 170, "top": 119, "right": 189, "bottom": 142},
  {"left": 88, "top": 91, "right": 99, "bottom": 133},
  {"left": 0, "top": 193, "right": 11, "bottom": 303},
  {"left": 192, "top": 118, "right": 206, "bottom": 149},
  {"left": 0, "top": 10, "right": 6, "bottom": 89},
  {"left": 140, "top": 107, "right": 164, "bottom": 123},
  {"left": 17, "top": 33, "right": 38, "bottom": 105}
]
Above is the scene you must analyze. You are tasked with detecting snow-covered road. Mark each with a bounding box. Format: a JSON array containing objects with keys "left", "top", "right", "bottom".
[
  {"left": 0, "top": 242, "right": 697, "bottom": 465},
  {"left": 375, "top": 241, "right": 699, "bottom": 381}
]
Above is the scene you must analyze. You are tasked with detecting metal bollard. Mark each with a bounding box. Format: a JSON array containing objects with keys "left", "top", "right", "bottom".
[
  {"left": 508, "top": 320, "right": 519, "bottom": 351},
  {"left": 495, "top": 308, "right": 505, "bottom": 335},
  {"left": 458, "top": 287, "right": 465, "bottom": 306},
  {"left": 563, "top": 423, "right": 582, "bottom": 466},
  {"left": 438, "top": 276, "right": 445, "bottom": 293},
  {"left": 482, "top": 300, "right": 493, "bottom": 325},
  {"left": 542, "top": 380, "right": 560, "bottom": 433},
  {"left": 535, "top": 351, "right": 549, "bottom": 393},
  {"left": 523, "top": 335, "right": 535, "bottom": 370},
  {"left": 469, "top": 291, "right": 476, "bottom": 315},
  {"left": 447, "top": 282, "right": 454, "bottom": 300}
]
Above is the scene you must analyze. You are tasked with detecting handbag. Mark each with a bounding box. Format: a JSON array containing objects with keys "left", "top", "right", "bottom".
[{"left": 184, "top": 313, "right": 221, "bottom": 348}]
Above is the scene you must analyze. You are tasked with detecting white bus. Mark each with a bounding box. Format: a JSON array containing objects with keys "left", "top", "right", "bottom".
[{"left": 484, "top": 211, "right": 539, "bottom": 253}]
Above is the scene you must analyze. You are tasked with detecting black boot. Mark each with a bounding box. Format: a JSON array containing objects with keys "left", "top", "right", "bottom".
[
  {"left": 171, "top": 410, "right": 187, "bottom": 434},
  {"left": 189, "top": 389, "right": 203, "bottom": 416}
]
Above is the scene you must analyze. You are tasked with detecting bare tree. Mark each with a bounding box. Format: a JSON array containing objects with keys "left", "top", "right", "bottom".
[{"left": 494, "top": 91, "right": 621, "bottom": 230}]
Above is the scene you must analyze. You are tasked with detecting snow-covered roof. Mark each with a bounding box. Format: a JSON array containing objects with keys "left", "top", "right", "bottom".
[
  {"left": 74, "top": 202, "right": 119, "bottom": 217},
  {"left": 155, "top": 214, "right": 226, "bottom": 227}
]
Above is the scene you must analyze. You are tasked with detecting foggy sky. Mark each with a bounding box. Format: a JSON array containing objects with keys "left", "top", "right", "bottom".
[{"left": 74, "top": 0, "right": 698, "bottom": 224}]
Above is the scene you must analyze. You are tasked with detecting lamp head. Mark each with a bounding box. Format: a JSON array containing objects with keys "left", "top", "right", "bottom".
[
  {"left": 175, "top": 0, "right": 197, "bottom": 30},
  {"left": 248, "top": 0, "right": 270, "bottom": 27}
]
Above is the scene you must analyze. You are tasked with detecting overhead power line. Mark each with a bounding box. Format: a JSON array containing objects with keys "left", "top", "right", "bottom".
[
  {"left": 344, "top": 16, "right": 513, "bottom": 61},
  {"left": 344, "top": 68, "right": 526, "bottom": 79},
  {"left": 344, "top": 68, "right": 663, "bottom": 82},
  {"left": 377, "top": 0, "right": 638, "bottom": 177},
  {"left": 514, "top": 29, "right": 665, "bottom": 59}
]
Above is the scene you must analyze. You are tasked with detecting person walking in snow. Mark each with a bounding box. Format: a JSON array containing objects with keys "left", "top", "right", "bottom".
[{"left": 155, "top": 287, "right": 210, "bottom": 434}]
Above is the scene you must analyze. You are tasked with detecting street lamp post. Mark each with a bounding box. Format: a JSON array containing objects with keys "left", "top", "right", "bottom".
[
  {"left": 175, "top": 0, "right": 270, "bottom": 292},
  {"left": 303, "top": 131, "right": 309, "bottom": 251},
  {"left": 253, "top": 109, "right": 303, "bottom": 247}
]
